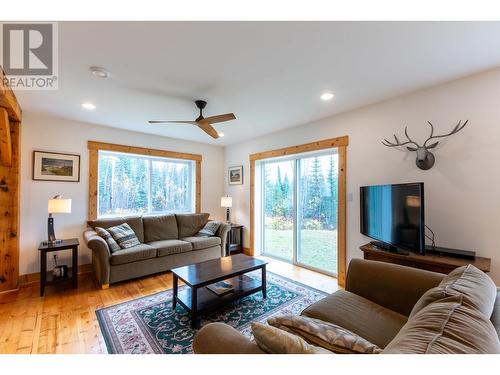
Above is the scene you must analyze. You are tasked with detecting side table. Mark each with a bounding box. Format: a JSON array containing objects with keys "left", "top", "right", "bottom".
[
  {"left": 226, "top": 224, "right": 244, "bottom": 256},
  {"left": 38, "top": 238, "right": 79, "bottom": 296}
]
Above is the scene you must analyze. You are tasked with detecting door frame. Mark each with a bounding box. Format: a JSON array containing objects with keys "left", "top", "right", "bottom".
[{"left": 249, "top": 136, "right": 348, "bottom": 287}]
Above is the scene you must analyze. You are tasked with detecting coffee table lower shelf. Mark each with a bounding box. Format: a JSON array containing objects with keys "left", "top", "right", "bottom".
[{"left": 174, "top": 274, "right": 264, "bottom": 328}]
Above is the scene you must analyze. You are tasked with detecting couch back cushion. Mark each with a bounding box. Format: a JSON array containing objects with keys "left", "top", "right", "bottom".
[
  {"left": 410, "top": 264, "right": 497, "bottom": 319},
  {"left": 383, "top": 295, "right": 500, "bottom": 354},
  {"left": 176, "top": 213, "right": 210, "bottom": 238},
  {"left": 88, "top": 216, "right": 144, "bottom": 243},
  {"left": 491, "top": 289, "right": 500, "bottom": 338},
  {"left": 143, "top": 214, "right": 178, "bottom": 242}
]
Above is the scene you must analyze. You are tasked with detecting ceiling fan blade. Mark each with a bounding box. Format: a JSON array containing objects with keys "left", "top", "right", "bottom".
[
  {"left": 197, "top": 122, "right": 219, "bottom": 139},
  {"left": 200, "top": 113, "right": 236, "bottom": 124},
  {"left": 148, "top": 120, "right": 199, "bottom": 125},
  {"left": 149, "top": 120, "right": 198, "bottom": 124}
]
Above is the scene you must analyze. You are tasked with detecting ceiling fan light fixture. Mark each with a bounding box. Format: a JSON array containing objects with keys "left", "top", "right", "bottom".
[{"left": 320, "top": 92, "right": 334, "bottom": 101}]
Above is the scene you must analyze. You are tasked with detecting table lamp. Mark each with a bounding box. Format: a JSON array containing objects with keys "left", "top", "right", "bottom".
[
  {"left": 220, "top": 196, "right": 232, "bottom": 223},
  {"left": 47, "top": 195, "right": 72, "bottom": 244}
]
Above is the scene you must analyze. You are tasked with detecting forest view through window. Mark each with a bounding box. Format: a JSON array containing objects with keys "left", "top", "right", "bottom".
[{"left": 97, "top": 151, "right": 195, "bottom": 217}]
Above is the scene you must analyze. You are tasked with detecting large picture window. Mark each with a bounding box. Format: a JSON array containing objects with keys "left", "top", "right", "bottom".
[
  {"left": 88, "top": 141, "right": 202, "bottom": 219},
  {"left": 97, "top": 151, "right": 195, "bottom": 217}
]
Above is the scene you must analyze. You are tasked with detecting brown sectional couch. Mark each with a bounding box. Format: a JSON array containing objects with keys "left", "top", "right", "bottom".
[
  {"left": 83, "top": 213, "right": 230, "bottom": 287},
  {"left": 193, "top": 259, "right": 500, "bottom": 354}
]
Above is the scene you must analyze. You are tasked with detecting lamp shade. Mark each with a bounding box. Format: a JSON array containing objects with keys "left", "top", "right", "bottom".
[
  {"left": 220, "top": 196, "right": 232, "bottom": 208},
  {"left": 48, "top": 198, "right": 72, "bottom": 214}
]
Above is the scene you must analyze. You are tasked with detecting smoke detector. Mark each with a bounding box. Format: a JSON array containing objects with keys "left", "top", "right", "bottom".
[{"left": 90, "top": 66, "right": 109, "bottom": 79}]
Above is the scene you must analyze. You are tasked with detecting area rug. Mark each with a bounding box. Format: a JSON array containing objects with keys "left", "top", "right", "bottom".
[{"left": 96, "top": 271, "right": 328, "bottom": 354}]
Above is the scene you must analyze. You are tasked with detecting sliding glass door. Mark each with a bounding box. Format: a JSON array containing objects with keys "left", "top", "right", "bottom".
[
  {"left": 261, "top": 151, "right": 338, "bottom": 275},
  {"left": 262, "top": 160, "right": 294, "bottom": 262},
  {"left": 297, "top": 154, "right": 338, "bottom": 274}
]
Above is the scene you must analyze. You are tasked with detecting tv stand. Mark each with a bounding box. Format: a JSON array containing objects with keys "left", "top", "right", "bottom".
[
  {"left": 360, "top": 243, "right": 491, "bottom": 274},
  {"left": 369, "top": 241, "right": 409, "bottom": 255}
]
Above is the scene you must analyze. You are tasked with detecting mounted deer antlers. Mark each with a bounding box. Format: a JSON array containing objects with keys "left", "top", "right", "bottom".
[{"left": 382, "top": 120, "right": 468, "bottom": 170}]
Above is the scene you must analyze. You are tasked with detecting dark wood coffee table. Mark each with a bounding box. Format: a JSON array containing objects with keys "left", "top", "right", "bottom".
[{"left": 171, "top": 254, "right": 268, "bottom": 328}]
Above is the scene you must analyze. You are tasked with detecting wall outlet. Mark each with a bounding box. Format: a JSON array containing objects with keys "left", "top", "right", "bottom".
[{"left": 347, "top": 192, "right": 353, "bottom": 202}]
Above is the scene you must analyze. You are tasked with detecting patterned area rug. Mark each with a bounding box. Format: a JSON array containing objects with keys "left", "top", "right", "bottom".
[{"left": 96, "top": 271, "right": 328, "bottom": 354}]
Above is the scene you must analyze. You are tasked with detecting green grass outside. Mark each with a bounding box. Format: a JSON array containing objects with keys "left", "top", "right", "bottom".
[{"left": 263, "top": 229, "right": 338, "bottom": 274}]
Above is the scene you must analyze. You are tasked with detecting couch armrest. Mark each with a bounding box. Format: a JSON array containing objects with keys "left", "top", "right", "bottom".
[
  {"left": 193, "top": 323, "right": 264, "bottom": 354},
  {"left": 83, "top": 230, "right": 111, "bottom": 286},
  {"left": 215, "top": 223, "right": 231, "bottom": 257},
  {"left": 345, "top": 259, "right": 445, "bottom": 317}
]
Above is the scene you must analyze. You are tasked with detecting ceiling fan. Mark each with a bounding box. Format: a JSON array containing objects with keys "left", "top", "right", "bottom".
[{"left": 148, "top": 100, "right": 236, "bottom": 139}]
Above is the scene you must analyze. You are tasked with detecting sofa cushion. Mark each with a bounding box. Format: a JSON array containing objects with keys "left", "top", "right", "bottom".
[
  {"left": 410, "top": 264, "right": 497, "bottom": 319},
  {"left": 88, "top": 216, "right": 144, "bottom": 243},
  {"left": 176, "top": 213, "right": 210, "bottom": 238},
  {"left": 268, "top": 315, "right": 382, "bottom": 354},
  {"left": 491, "top": 289, "right": 500, "bottom": 338},
  {"left": 181, "top": 236, "right": 221, "bottom": 250},
  {"left": 94, "top": 227, "right": 121, "bottom": 253},
  {"left": 148, "top": 239, "right": 192, "bottom": 257},
  {"left": 107, "top": 223, "right": 141, "bottom": 249},
  {"left": 301, "top": 289, "right": 407, "bottom": 348},
  {"left": 109, "top": 243, "right": 157, "bottom": 266},
  {"left": 383, "top": 295, "right": 500, "bottom": 354},
  {"left": 197, "top": 221, "right": 222, "bottom": 237},
  {"left": 143, "top": 214, "right": 178, "bottom": 242},
  {"left": 251, "top": 322, "right": 332, "bottom": 354}
]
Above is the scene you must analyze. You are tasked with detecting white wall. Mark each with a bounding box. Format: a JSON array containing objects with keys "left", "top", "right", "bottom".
[
  {"left": 20, "top": 112, "right": 225, "bottom": 275},
  {"left": 224, "top": 67, "right": 500, "bottom": 283}
]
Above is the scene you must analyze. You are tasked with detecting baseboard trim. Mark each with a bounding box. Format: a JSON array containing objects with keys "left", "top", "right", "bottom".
[{"left": 18, "top": 263, "right": 93, "bottom": 286}]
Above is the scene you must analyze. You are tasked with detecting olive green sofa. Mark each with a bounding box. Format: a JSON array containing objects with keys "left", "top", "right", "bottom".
[
  {"left": 83, "top": 213, "right": 230, "bottom": 288},
  {"left": 193, "top": 259, "right": 500, "bottom": 354}
]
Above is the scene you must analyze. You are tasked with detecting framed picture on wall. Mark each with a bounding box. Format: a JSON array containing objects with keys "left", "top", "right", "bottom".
[
  {"left": 33, "top": 151, "right": 81, "bottom": 182},
  {"left": 228, "top": 165, "right": 243, "bottom": 185}
]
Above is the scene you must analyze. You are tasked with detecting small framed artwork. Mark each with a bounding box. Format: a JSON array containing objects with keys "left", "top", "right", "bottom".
[
  {"left": 33, "top": 151, "right": 81, "bottom": 182},
  {"left": 228, "top": 165, "right": 243, "bottom": 185}
]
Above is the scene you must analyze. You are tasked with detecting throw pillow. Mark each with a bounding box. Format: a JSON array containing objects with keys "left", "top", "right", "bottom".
[
  {"left": 251, "top": 322, "right": 332, "bottom": 354},
  {"left": 268, "top": 315, "right": 382, "bottom": 354},
  {"left": 94, "top": 226, "right": 121, "bottom": 253},
  {"left": 197, "top": 221, "right": 221, "bottom": 237},
  {"left": 107, "top": 223, "right": 141, "bottom": 249}
]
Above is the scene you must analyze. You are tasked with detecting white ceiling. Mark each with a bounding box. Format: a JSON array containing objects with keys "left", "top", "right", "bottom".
[{"left": 16, "top": 21, "right": 500, "bottom": 146}]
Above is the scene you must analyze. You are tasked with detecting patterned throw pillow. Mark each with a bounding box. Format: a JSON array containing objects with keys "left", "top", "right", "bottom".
[
  {"left": 197, "top": 221, "right": 221, "bottom": 237},
  {"left": 268, "top": 315, "right": 382, "bottom": 354},
  {"left": 251, "top": 322, "right": 332, "bottom": 354},
  {"left": 107, "top": 223, "right": 141, "bottom": 249},
  {"left": 94, "top": 226, "right": 121, "bottom": 253}
]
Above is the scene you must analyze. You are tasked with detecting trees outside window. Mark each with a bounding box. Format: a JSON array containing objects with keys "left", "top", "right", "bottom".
[{"left": 97, "top": 151, "right": 195, "bottom": 217}]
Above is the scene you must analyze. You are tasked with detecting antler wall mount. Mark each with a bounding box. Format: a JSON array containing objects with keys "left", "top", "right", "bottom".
[{"left": 382, "top": 120, "right": 468, "bottom": 170}]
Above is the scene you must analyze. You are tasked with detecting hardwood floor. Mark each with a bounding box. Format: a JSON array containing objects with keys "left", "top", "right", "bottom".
[{"left": 0, "top": 258, "right": 338, "bottom": 354}]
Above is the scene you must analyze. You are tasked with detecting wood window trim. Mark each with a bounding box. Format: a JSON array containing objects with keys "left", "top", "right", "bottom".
[
  {"left": 249, "top": 135, "right": 348, "bottom": 287},
  {"left": 87, "top": 141, "right": 202, "bottom": 220}
]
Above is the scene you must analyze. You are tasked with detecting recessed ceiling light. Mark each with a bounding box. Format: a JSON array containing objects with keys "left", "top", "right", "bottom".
[
  {"left": 320, "top": 92, "right": 334, "bottom": 101},
  {"left": 81, "top": 102, "right": 96, "bottom": 110},
  {"left": 90, "top": 66, "right": 109, "bottom": 79},
  {"left": 218, "top": 132, "right": 225, "bottom": 137}
]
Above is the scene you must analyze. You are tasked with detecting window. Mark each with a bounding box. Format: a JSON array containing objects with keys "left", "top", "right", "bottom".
[{"left": 97, "top": 151, "right": 195, "bottom": 217}]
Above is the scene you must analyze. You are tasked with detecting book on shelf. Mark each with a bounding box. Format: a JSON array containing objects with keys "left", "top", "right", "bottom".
[{"left": 206, "top": 280, "right": 234, "bottom": 296}]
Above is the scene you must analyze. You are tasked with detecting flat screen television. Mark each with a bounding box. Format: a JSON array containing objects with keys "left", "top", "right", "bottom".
[{"left": 360, "top": 183, "right": 425, "bottom": 254}]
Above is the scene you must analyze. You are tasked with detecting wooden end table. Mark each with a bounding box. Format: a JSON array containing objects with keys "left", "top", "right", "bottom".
[
  {"left": 171, "top": 254, "right": 267, "bottom": 328},
  {"left": 226, "top": 223, "right": 244, "bottom": 255},
  {"left": 38, "top": 238, "right": 79, "bottom": 296}
]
